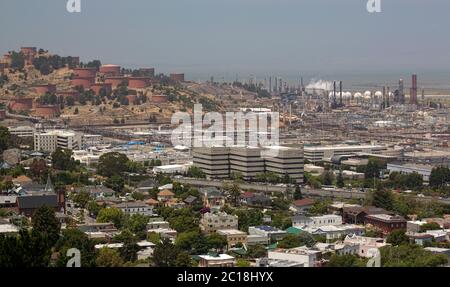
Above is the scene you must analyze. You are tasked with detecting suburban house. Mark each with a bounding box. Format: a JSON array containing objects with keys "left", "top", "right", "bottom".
[
  {"left": 268, "top": 246, "right": 322, "bottom": 267},
  {"left": 248, "top": 226, "right": 287, "bottom": 242},
  {"left": 198, "top": 254, "right": 236, "bottom": 267},
  {"left": 75, "top": 185, "right": 115, "bottom": 199},
  {"left": 217, "top": 229, "right": 248, "bottom": 248},
  {"left": 115, "top": 201, "right": 154, "bottom": 216},
  {"left": 200, "top": 212, "right": 239, "bottom": 234},
  {"left": 147, "top": 217, "right": 170, "bottom": 230},
  {"left": 290, "top": 198, "right": 315, "bottom": 214},
  {"left": 157, "top": 189, "right": 175, "bottom": 202},
  {"left": 344, "top": 235, "right": 390, "bottom": 258},
  {"left": 201, "top": 187, "right": 226, "bottom": 209},
  {"left": 342, "top": 206, "right": 393, "bottom": 224},
  {"left": 293, "top": 214, "right": 343, "bottom": 229}
]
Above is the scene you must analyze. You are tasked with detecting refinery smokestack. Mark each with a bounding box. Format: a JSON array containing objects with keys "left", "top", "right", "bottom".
[
  {"left": 339, "top": 81, "right": 343, "bottom": 106},
  {"left": 333, "top": 81, "right": 337, "bottom": 107},
  {"left": 411, "top": 74, "right": 418, "bottom": 105}
]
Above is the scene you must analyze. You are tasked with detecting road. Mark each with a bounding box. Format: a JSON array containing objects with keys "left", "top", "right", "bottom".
[{"left": 176, "top": 178, "right": 450, "bottom": 205}]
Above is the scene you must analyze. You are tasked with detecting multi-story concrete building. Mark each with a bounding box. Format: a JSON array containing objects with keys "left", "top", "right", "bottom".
[
  {"left": 264, "top": 146, "right": 304, "bottom": 183},
  {"left": 81, "top": 134, "right": 103, "bottom": 148},
  {"left": 192, "top": 147, "right": 230, "bottom": 179},
  {"left": 229, "top": 147, "right": 265, "bottom": 180},
  {"left": 304, "top": 144, "right": 387, "bottom": 163},
  {"left": 34, "top": 130, "right": 82, "bottom": 152},
  {"left": 200, "top": 212, "right": 239, "bottom": 234},
  {"left": 193, "top": 146, "right": 304, "bottom": 183},
  {"left": 387, "top": 163, "right": 433, "bottom": 183},
  {"left": 8, "top": 126, "right": 35, "bottom": 137}
]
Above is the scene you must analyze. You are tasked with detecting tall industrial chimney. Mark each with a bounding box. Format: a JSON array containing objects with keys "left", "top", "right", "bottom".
[{"left": 411, "top": 74, "right": 418, "bottom": 105}]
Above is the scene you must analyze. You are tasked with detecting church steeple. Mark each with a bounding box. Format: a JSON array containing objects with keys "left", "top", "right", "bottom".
[{"left": 45, "top": 173, "right": 55, "bottom": 194}]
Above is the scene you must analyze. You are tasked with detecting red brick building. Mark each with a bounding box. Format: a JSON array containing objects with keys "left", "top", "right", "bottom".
[{"left": 364, "top": 214, "right": 407, "bottom": 235}]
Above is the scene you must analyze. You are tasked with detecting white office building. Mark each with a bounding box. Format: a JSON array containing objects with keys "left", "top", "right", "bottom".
[
  {"left": 34, "top": 130, "right": 82, "bottom": 152},
  {"left": 304, "top": 144, "right": 387, "bottom": 163}
]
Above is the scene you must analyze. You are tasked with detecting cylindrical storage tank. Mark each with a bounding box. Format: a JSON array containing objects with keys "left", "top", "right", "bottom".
[
  {"left": 105, "top": 77, "right": 128, "bottom": 89},
  {"left": 9, "top": 98, "right": 33, "bottom": 112},
  {"left": 91, "top": 83, "right": 112, "bottom": 96},
  {"left": 128, "top": 77, "right": 151, "bottom": 89},
  {"left": 34, "top": 105, "right": 60, "bottom": 119},
  {"left": 152, "top": 94, "right": 168, "bottom": 103},
  {"left": 99, "top": 65, "right": 121, "bottom": 77},
  {"left": 56, "top": 90, "right": 80, "bottom": 102},
  {"left": 71, "top": 77, "right": 95, "bottom": 89},
  {"left": 140, "top": 68, "right": 155, "bottom": 77},
  {"left": 126, "top": 95, "right": 138, "bottom": 105},
  {"left": 72, "top": 67, "right": 97, "bottom": 78},
  {"left": 33, "top": 84, "right": 57, "bottom": 95},
  {"left": 170, "top": 73, "right": 185, "bottom": 82}
]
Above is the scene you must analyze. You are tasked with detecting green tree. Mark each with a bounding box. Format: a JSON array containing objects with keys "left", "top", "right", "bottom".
[
  {"left": 380, "top": 244, "right": 448, "bottom": 267},
  {"left": 246, "top": 245, "right": 267, "bottom": 259},
  {"left": 364, "top": 158, "right": 385, "bottom": 180},
  {"left": 336, "top": 171, "right": 345, "bottom": 188},
  {"left": 236, "top": 259, "right": 251, "bottom": 267},
  {"left": 10, "top": 51, "right": 25, "bottom": 70},
  {"left": 186, "top": 166, "right": 206, "bottom": 179},
  {"left": 87, "top": 200, "right": 103, "bottom": 217},
  {"left": 55, "top": 229, "right": 97, "bottom": 267},
  {"left": 105, "top": 175, "right": 125, "bottom": 193},
  {"left": 370, "top": 188, "right": 394, "bottom": 211},
  {"left": 206, "top": 233, "right": 227, "bottom": 251},
  {"left": 97, "top": 152, "right": 130, "bottom": 177},
  {"left": 175, "top": 231, "right": 209, "bottom": 255},
  {"left": 386, "top": 229, "right": 409, "bottom": 246},
  {"left": 229, "top": 183, "right": 241, "bottom": 206},
  {"left": 322, "top": 170, "right": 335, "bottom": 186},
  {"left": 0, "top": 230, "right": 52, "bottom": 267},
  {"left": 31, "top": 206, "right": 61, "bottom": 247},
  {"left": 0, "top": 126, "right": 12, "bottom": 153},
  {"left": 72, "top": 190, "right": 90, "bottom": 208},
  {"left": 420, "top": 222, "right": 441, "bottom": 233},
  {"left": 293, "top": 184, "right": 303, "bottom": 200},
  {"left": 327, "top": 254, "right": 366, "bottom": 267},
  {"left": 429, "top": 167, "right": 450, "bottom": 189},
  {"left": 153, "top": 238, "right": 184, "bottom": 267},
  {"left": 97, "top": 207, "right": 125, "bottom": 229},
  {"left": 51, "top": 148, "right": 78, "bottom": 171},
  {"left": 278, "top": 234, "right": 304, "bottom": 249},
  {"left": 126, "top": 214, "right": 149, "bottom": 234},
  {"left": 120, "top": 240, "right": 139, "bottom": 263},
  {"left": 96, "top": 248, "right": 124, "bottom": 267}
]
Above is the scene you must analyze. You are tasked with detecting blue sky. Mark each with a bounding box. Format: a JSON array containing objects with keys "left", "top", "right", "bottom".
[{"left": 1, "top": 0, "right": 450, "bottom": 82}]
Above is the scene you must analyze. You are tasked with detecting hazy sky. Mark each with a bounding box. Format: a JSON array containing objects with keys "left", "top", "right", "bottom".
[{"left": 1, "top": 0, "right": 450, "bottom": 82}]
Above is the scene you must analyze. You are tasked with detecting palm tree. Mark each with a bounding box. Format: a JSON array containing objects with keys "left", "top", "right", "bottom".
[{"left": 230, "top": 182, "right": 241, "bottom": 207}]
